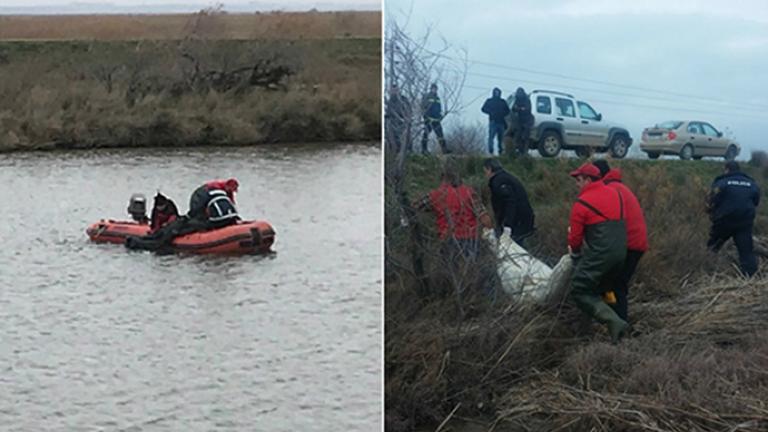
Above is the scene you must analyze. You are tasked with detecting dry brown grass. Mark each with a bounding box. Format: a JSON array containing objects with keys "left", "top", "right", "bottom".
[
  {"left": 0, "top": 11, "right": 381, "bottom": 41},
  {"left": 385, "top": 156, "right": 768, "bottom": 431}
]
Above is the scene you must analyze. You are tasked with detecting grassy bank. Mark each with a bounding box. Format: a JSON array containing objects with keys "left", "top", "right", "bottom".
[
  {"left": 0, "top": 13, "right": 380, "bottom": 152},
  {"left": 385, "top": 156, "right": 768, "bottom": 431}
]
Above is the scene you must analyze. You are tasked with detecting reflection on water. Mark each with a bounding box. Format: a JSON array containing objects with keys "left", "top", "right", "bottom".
[{"left": 0, "top": 144, "right": 381, "bottom": 431}]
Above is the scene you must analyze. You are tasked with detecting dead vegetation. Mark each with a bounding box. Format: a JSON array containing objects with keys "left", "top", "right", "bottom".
[
  {"left": 0, "top": 10, "right": 380, "bottom": 151},
  {"left": 385, "top": 156, "right": 768, "bottom": 432},
  {"left": 0, "top": 11, "right": 381, "bottom": 41}
]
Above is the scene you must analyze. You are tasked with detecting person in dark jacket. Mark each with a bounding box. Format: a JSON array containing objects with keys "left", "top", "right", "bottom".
[
  {"left": 385, "top": 84, "right": 411, "bottom": 154},
  {"left": 149, "top": 192, "right": 180, "bottom": 233},
  {"left": 568, "top": 162, "right": 629, "bottom": 343},
  {"left": 482, "top": 158, "right": 535, "bottom": 246},
  {"left": 593, "top": 160, "right": 648, "bottom": 323},
  {"left": 481, "top": 87, "right": 511, "bottom": 155},
  {"left": 510, "top": 87, "right": 534, "bottom": 156},
  {"left": 706, "top": 161, "right": 760, "bottom": 276},
  {"left": 421, "top": 83, "right": 449, "bottom": 154}
]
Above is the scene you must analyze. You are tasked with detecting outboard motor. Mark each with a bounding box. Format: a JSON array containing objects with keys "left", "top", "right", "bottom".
[{"left": 127, "top": 193, "right": 148, "bottom": 223}]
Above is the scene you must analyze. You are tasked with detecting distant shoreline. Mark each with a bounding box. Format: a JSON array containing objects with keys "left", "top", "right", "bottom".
[{"left": 0, "top": 11, "right": 381, "bottom": 40}]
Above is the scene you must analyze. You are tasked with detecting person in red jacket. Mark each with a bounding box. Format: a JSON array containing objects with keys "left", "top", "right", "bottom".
[
  {"left": 593, "top": 160, "right": 648, "bottom": 323},
  {"left": 414, "top": 164, "right": 492, "bottom": 259},
  {"left": 188, "top": 178, "right": 239, "bottom": 220},
  {"left": 568, "top": 162, "right": 629, "bottom": 343},
  {"left": 149, "top": 192, "right": 180, "bottom": 233}
]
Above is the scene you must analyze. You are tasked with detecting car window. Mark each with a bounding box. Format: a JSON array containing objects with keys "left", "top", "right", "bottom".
[
  {"left": 687, "top": 123, "right": 702, "bottom": 134},
  {"left": 536, "top": 96, "right": 551, "bottom": 114},
  {"left": 555, "top": 97, "right": 575, "bottom": 117},
  {"left": 659, "top": 121, "right": 683, "bottom": 129},
  {"left": 577, "top": 101, "right": 599, "bottom": 120},
  {"left": 701, "top": 123, "right": 719, "bottom": 137}
]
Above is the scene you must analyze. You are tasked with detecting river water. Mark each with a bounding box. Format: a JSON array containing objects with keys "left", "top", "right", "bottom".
[{"left": 0, "top": 143, "right": 381, "bottom": 431}]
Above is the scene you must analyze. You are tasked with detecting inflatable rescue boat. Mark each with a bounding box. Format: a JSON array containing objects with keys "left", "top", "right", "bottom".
[{"left": 86, "top": 219, "right": 275, "bottom": 254}]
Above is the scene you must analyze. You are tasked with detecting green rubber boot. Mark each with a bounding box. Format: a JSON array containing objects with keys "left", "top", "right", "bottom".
[{"left": 593, "top": 301, "right": 629, "bottom": 344}]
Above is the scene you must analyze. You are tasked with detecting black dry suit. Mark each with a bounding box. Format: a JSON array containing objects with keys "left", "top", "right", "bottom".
[
  {"left": 570, "top": 189, "right": 628, "bottom": 343},
  {"left": 126, "top": 187, "right": 240, "bottom": 252}
]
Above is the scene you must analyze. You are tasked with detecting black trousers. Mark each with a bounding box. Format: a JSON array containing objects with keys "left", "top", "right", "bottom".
[
  {"left": 609, "top": 250, "right": 644, "bottom": 322},
  {"left": 421, "top": 120, "right": 448, "bottom": 153},
  {"left": 707, "top": 220, "right": 757, "bottom": 277},
  {"left": 513, "top": 119, "right": 532, "bottom": 156}
]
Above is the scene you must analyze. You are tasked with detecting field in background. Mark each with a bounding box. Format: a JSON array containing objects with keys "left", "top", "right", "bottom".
[
  {"left": 0, "top": 11, "right": 381, "bottom": 40},
  {"left": 0, "top": 11, "right": 381, "bottom": 151}
]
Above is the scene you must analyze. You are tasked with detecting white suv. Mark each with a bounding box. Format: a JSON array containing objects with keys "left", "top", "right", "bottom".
[{"left": 507, "top": 90, "right": 633, "bottom": 158}]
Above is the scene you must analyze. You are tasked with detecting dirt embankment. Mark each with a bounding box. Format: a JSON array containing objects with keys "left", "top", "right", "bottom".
[
  {"left": 0, "top": 12, "right": 381, "bottom": 152},
  {"left": 386, "top": 156, "right": 768, "bottom": 432}
]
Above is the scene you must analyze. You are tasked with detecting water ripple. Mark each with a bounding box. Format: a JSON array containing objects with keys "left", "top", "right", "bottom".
[{"left": 0, "top": 144, "right": 382, "bottom": 431}]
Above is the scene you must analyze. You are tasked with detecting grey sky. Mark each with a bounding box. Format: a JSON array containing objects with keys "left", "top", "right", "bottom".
[{"left": 386, "top": 0, "right": 768, "bottom": 157}]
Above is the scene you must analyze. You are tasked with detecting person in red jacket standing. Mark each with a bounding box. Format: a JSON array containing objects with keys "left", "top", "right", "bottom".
[
  {"left": 568, "top": 162, "right": 629, "bottom": 343},
  {"left": 593, "top": 160, "right": 648, "bottom": 323},
  {"left": 414, "top": 163, "right": 492, "bottom": 259}
]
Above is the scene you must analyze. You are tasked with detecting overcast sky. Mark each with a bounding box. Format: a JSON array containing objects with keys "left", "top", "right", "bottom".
[{"left": 386, "top": 0, "right": 768, "bottom": 157}]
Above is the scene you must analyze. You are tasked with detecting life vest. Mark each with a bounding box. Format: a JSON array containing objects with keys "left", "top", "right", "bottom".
[{"left": 206, "top": 190, "right": 239, "bottom": 223}]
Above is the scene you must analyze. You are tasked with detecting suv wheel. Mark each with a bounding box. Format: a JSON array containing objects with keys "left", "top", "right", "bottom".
[
  {"left": 575, "top": 147, "right": 593, "bottom": 158},
  {"left": 609, "top": 135, "right": 629, "bottom": 159},
  {"left": 725, "top": 145, "right": 738, "bottom": 161},
  {"left": 538, "top": 131, "right": 562, "bottom": 157},
  {"left": 680, "top": 144, "right": 694, "bottom": 160}
]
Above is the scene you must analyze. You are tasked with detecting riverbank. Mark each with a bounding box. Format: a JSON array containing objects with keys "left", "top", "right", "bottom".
[
  {"left": 0, "top": 13, "right": 380, "bottom": 152},
  {"left": 385, "top": 156, "right": 768, "bottom": 431}
]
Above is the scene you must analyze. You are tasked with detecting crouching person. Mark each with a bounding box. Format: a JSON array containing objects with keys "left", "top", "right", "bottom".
[{"left": 568, "top": 163, "right": 629, "bottom": 343}]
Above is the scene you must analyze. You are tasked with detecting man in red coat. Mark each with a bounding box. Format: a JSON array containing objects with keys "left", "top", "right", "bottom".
[
  {"left": 593, "top": 160, "right": 648, "bottom": 323},
  {"left": 568, "top": 162, "right": 628, "bottom": 343},
  {"left": 414, "top": 165, "right": 492, "bottom": 258}
]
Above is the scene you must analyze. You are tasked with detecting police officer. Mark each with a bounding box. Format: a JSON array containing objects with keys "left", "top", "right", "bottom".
[
  {"left": 421, "top": 83, "right": 449, "bottom": 154},
  {"left": 706, "top": 161, "right": 760, "bottom": 277}
]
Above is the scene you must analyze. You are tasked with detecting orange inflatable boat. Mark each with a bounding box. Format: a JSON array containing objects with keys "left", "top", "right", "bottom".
[{"left": 86, "top": 219, "right": 275, "bottom": 254}]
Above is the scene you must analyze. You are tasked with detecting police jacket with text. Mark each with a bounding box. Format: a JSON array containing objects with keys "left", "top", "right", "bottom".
[
  {"left": 422, "top": 92, "right": 442, "bottom": 121},
  {"left": 709, "top": 171, "right": 760, "bottom": 223}
]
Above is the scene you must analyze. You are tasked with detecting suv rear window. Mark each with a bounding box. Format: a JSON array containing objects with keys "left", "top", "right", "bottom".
[
  {"left": 536, "top": 96, "right": 551, "bottom": 114},
  {"left": 658, "top": 121, "right": 683, "bottom": 129}
]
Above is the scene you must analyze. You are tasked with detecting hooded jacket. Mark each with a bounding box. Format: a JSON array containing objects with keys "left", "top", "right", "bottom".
[
  {"left": 708, "top": 171, "right": 760, "bottom": 223},
  {"left": 511, "top": 88, "right": 533, "bottom": 124},
  {"left": 488, "top": 169, "right": 535, "bottom": 237},
  {"left": 481, "top": 88, "right": 511, "bottom": 124},
  {"left": 568, "top": 180, "right": 625, "bottom": 253},
  {"left": 602, "top": 169, "right": 648, "bottom": 252}
]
